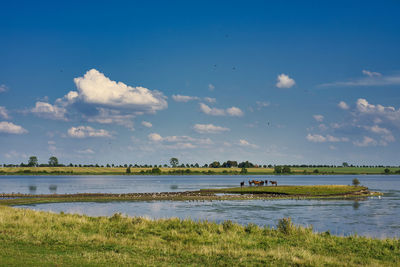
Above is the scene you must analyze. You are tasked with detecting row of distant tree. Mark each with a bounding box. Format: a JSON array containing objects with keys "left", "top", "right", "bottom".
[{"left": 1, "top": 156, "right": 399, "bottom": 169}]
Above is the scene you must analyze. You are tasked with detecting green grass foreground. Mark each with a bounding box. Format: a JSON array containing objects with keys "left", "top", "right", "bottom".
[
  {"left": 1, "top": 166, "right": 400, "bottom": 175},
  {"left": 0, "top": 206, "right": 398, "bottom": 266}
]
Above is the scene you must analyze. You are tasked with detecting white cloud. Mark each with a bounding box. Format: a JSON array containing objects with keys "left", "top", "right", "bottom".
[
  {"left": 199, "top": 103, "right": 243, "bottom": 117},
  {"left": 193, "top": 124, "right": 230, "bottom": 134},
  {"left": 353, "top": 136, "right": 377, "bottom": 147},
  {"left": 338, "top": 101, "right": 349, "bottom": 110},
  {"left": 141, "top": 121, "right": 152, "bottom": 128},
  {"left": 0, "top": 121, "right": 28, "bottom": 134},
  {"left": 204, "top": 97, "right": 216, "bottom": 103},
  {"left": 208, "top": 84, "right": 215, "bottom": 91},
  {"left": 31, "top": 101, "right": 67, "bottom": 120},
  {"left": 306, "top": 134, "right": 348, "bottom": 143},
  {"left": 313, "top": 115, "right": 324, "bottom": 122},
  {"left": 362, "top": 70, "right": 382, "bottom": 77},
  {"left": 148, "top": 133, "right": 163, "bottom": 142},
  {"left": 226, "top": 106, "right": 244, "bottom": 117},
  {"left": 172, "top": 94, "right": 199, "bottom": 102},
  {"left": 199, "top": 103, "right": 226, "bottom": 116},
  {"left": 276, "top": 74, "right": 295, "bottom": 88},
  {"left": 238, "top": 139, "right": 258, "bottom": 149},
  {"left": 147, "top": 133, "right": 212, "bottom": 149},
  {"left": 76, "top": 148, "right": 95, "bottom": 154},
  {"left": 86, "top": 108, "right": 134, "bottom": 129},
  {"left": 72, "top": 69, "right": 167, "bottom": 113},
  {"left": 67, "top": 126, "right": 111, "bottom": 138},
  {"left": 0, "top": 84, "right": 8, "bottom": 93},
  {"left": 0, "top": 106, "right": 9, "bottom": 119},
  {"left": 4, "top": 150, "right": 27, "bottom": 159},
  {"left": 320, "top": 72, "right": 400, "bottom": 87}
]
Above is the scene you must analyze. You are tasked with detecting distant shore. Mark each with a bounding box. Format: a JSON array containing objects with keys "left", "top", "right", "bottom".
[{"left": 1, "top": 166, "right": 400, "bottom": 176}]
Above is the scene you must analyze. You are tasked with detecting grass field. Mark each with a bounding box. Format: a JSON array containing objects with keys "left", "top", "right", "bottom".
[
  {"left": 1, "top": 166, "right": 400, "bottom": 175},
  {"left": 0, "top": 205, "right": 399, "bottom": 266}
]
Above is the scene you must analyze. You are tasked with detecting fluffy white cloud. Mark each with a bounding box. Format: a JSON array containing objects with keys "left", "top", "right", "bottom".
[
  {"left": 238, "top": 139, "right": 258, "bottom": 148},
  {"left": 0, "top": 106, "right": 9, "bottom": 119},
  {"left": 148, "top": 133, "right": 163, "bottom": 142},
  {"left": 199, "top": 103, "right": 243, "bottom": 117},
  {"left": 199, "top": 103, "right": 226, "bottom": 116},
  {"left": 208, "top": 84, "right": 215, "bottom": 91},
  {"left": 338, "top": 101, "right": 349, "bottom": 110},
  {"left": 353, "top": 136, "right": 377, "bottom": 147},
  {"left": 313, "top": 115, "right": 324, "bottom": 122},
  {"left": 71, "top": 69, "right": 167, "bottom": 113},
  {"left": 31, "top": 101, "right": 67, "bottom": 120},
  {"left": 172, "top": 94, "right": 199, "bottom": 102},
  {"left": 141, "top": 121, "right": 152, "bottom": 128},
  {"left": 226, "top": 107, "right": 244, "bottom": 117},
  {"left": 306, "top": 134, "right": 349, "bottom": 143},
  {"left": 362, "top": 70, "right": 382, "bottom": 77},
  {"left": 276, "top": 74, "right": 295, "bottom": 88},
  {"left": 0, "top": 121, "right": 28, "bottom": 134},
  {"left": 147, "top": 133, "right": 212, "bottom": 149},
  {"left": 67, "top": 126, "right": 111, "bottom": 138},
  {"left": 193, "top": 124, "right": 230, "bottom": 134}
]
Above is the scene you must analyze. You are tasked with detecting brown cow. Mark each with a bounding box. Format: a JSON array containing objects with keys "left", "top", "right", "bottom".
[{"left": 270, "top": 181, "right": 278, "bottom": 186}]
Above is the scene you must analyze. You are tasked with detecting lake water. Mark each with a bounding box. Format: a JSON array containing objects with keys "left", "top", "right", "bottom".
[{"left": 1, "top": 175, "right": 399, "bottom": 238}]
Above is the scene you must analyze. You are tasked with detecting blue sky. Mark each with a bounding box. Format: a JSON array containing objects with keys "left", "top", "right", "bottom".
[{"left": 1, "top": 0, "right": 400, "bottom": 165}]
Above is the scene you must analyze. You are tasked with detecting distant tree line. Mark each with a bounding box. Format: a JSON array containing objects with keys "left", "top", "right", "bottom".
[{"left": 1, "top": 157, "right": 400, "bottom": 170}]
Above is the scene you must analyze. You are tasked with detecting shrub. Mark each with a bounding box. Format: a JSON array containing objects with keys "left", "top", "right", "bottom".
[
  {"left": 352, "top": 178, "right": 360, "bottom": 186},
  {"left": 222, "top": 220, "right": 234, "bottom": 231},
  {"left": 126, "top": 167, "right": 131, "bottom": 174},
  {"left": 277, "top": 217, "right": 294, "bottom": 235},
  {"left": 384, "top": 168, "right": 390, "bottom": 174},
  {"left": 313, "top": 169, "right": 319, "bottom": 173}
]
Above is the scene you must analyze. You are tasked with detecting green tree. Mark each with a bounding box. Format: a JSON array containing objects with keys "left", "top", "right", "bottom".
[
  {"left": 240, "top": 167, "right": 248, "bottom": 174},
  {"left": 342, "top": 162, "right": 349, "bottom": 167},
  {"left": 282, "top": 166, "right": 291, "bottom": 173},
  {"left": 352, "top": 178, "right": 360, "bottom": 186},
  {"left": 384, "top": 168, "right": 390, "bottom": 174},
  {"left": 126, "top": 167, "right": 131, "bottom": 174},
  {"left": 48, "top": 156, "right": 58, "bottom": 167},
  {"left": 209, "top": 161, "right": 221, "bottom": 168},
  {"left": 274, "top": 166, "right": 282, "bottom": 174},
  {"left": 28, "top": 156, "right": 38, "bottom": 167},
  {"left": 170, "top": 158, "right": 179, "bottom": 168}
]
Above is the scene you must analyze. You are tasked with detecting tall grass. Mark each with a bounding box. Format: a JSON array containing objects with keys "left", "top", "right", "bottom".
[{"left": 0, "top": 206, "right": 398, "bottom": 266}]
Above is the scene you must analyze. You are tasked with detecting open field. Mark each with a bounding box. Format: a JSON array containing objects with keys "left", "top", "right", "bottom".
[
  {"left": 1, "top": 166, "right": 400, "bottom": 175},
  {"left": 0, "top": 205, "right": 398, "bottom": 266}
]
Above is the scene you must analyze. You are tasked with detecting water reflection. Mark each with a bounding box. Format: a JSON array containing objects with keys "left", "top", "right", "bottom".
[
  {"left": 352, "top": 201, "right": 360, "bottom": 210},
  {"left": 28, "top": 185, "right": 37, "bottom": 194},
  {"left": 49, "top": 185, "right": 57, "bottom": 194}
]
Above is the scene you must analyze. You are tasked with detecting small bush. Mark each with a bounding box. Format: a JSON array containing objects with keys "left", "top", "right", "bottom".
[
  {"left": 313, "top": 169, "right": 319, "bottom": 173},
  {"left": 352, "top": 178, "right": 360, "bottom": 186},
  {"left": 277, "top": 217, "right": 294, "bottom": 235},
  {"left": 384, "top": 168, "right": 390, "bottom": 174},
  {"left": 222, "top": 220, "right": 234, "bottom": 231},
  {"left": 245, "top": 223, "right": 258, "bottom": 234}
]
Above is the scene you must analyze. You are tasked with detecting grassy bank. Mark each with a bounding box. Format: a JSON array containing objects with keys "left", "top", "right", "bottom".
[
  {"left": 204, "top": 185, "right": 371, "bottom": 196},
  {"left": 1, "top": 166, "right": 400, "bottom": 175},
  {"left": 0, "top": 206, "right": 398, "bottom": 266},
  {"left": 0, "top": 185, "right": 381, "bottom": 206}
]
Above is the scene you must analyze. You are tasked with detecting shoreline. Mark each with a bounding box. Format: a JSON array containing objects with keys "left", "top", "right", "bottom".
[{"left": 0, "top": 185, "right": 382, "bottom": 206}]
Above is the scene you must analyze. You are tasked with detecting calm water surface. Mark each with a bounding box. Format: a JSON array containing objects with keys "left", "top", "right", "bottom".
[{"left": 1, "top": 175, "right": 399, "bottom": 238}]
